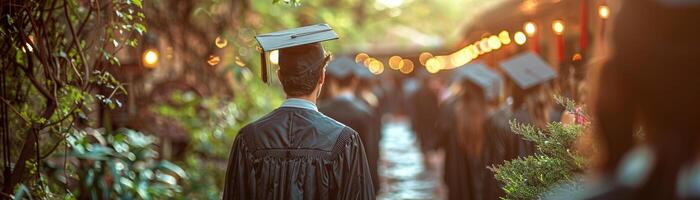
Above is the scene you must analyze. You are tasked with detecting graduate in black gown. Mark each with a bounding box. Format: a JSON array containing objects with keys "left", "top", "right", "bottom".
[
  {"left": 437, "top": 64, "right": 503, "bottom": 200},
  {"left": 319, "top": 56, "right": 380, "bottom": 193},
  {"left": 498, "top": 52, "right": 558, "bottom": 158},
  {"left": 223, "top": 24, "right": 375, "bottom": 200}
]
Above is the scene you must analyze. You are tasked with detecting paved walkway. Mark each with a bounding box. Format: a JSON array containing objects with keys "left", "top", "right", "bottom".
[{"left": 377, "top": 120, "right": 446, "bottom": 200}]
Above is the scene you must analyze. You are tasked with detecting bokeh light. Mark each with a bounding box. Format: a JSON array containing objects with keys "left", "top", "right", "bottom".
[
  {"left": 479, "top": 38, "right": 492, "bottom": 53},
  {"left": 498, "top": 31, "right": 511, "bottom": 45},
  {"left": 419, "top": 52, "right": 434, "bottom": 66},
  {"left": 215, "top": 36, "right": 228, "bottom": 48},
  {"left": 207, "top": 55, "right": 221, "bottom": 66},
  {"left": 552, "top": 20, "right": 565, "bottom": 35},
  {"left": 524, "top": 21, "right": 537, "bottom": 36},
  {"left": 389, "top": 56, "right": 403, "bottom": 70},
  {"left": 425, "top": 58, "right": 442, "bottom": 73},
  {"left": 399, "top": 59, "right": 414, "bottom": 74},
  {"left": 143, "top": 49, "right": 159, "bottom": 68},
  {"left": 514, "top": 31, "right": 527, "bottom": 45},
  {"left": 355, "top": 53, "right": 370, "bottom": 63},
  {"left": 368, "top": 59, "right": 384, "bottom": 75},
  {"left": 488, "top": 35, "right": 502, "bottom": 50},
  {"left": 598, "top": 5, "right": 610, "bottom": 19},
  {"left": 269, "top": 50, "right": 279, "bottom": 65}
]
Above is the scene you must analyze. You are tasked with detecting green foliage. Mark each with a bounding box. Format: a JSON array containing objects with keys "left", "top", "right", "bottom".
[
  {"left": 14, "top": 129, "right": 186, "bottom": 199},
  {"left": 152, "top": 68, "right": 284, "bottom": 199},
  {"left": 491, "top": 98, "right": 588, "bottom": 200}
]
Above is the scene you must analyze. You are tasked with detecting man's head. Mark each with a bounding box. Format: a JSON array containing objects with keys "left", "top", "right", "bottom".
[{"left": 277, "top": 43, "right": 330, "bottom": 97}]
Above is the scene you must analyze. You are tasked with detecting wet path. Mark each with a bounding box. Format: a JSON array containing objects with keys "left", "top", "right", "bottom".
[{"left": 377, "top": 120, "right": 446, "bottom": 200}]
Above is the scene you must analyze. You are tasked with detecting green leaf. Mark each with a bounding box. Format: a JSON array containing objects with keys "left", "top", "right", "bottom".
[
  {"left": 158, "top": 161, "right": 187, "bottom": 178},
  {"left": 132, "top": 0, "right": 143, "bottom": 8}
]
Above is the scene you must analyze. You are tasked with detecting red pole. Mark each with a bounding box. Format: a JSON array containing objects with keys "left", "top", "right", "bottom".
[
  {"left": 580, "top": 0, "right": 589, "bottom": 52},
  {"left": 557, "top": 35, "right": 565, "bottom": 63}
]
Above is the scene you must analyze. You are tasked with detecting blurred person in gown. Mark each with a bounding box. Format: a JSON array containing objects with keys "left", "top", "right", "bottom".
[
  {"left": 224, "top": 25, "right": 374, "bottom": 199},
  {"left": 437, "top": 64, "right": 503, "bottom": 200},
  {"left": 319, "top": 56, "right": 380, "bottom": 193},
  {"left": 560, "top": 0, "right": 700, "bottom": 199}
]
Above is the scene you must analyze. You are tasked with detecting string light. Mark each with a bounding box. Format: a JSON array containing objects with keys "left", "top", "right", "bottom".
[
  {"left": 498, "top": 31, "right": 511, "bottom": 45},
  {"left": 488, "top": 35, "right": 502, "bottom": 50},
  {"left": 355, "top": 53, "right": 369, "bottom": 63},
  {"left": 143, "top": 49, "right": 159, "bottom": 68},
  {"left": 524, "top": 21, "right": 537, "bottom": 37},
  {"left": 419, "top": 52, "right": 433, "bottom": 66},
  {"left": 389, "top": 56, "right": 403, "bottom": 70},
  {"left": 479, "top": 38, "right": 492, "bottom": 53},
  {"left": 598, "top": 5, "right": 610, "bottom": 19},
  {"left": 399, "top": 59, "right": 414, "bottom": 74},
  {"left": 552, "top": 20, "right": 565, "bottom": 35},
  {"left": 514, "top": 31, "right": 527, "bottom": 45},
  {"left": 425, "top": 58, "right": 441, "bottom": 73}
]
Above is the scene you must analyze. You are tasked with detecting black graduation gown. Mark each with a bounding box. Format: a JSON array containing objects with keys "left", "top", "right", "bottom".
[
  {"left": 319, "top": 97, "right": 380, "bottom": 192},
  {"left": 223, "top": 107, "right": 375, "bottom": 200},
  {"left": 436, "top": 97, "right": 475, "bottom": 200},
  {"left": 483, "top": 106, "right": 518, "bottom": 199},
  {"left": 412, "top": 85, "right": 440, "bottom": 152}
]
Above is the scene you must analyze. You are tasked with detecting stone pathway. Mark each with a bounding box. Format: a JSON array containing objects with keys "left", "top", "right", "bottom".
[{"left": 377, "top": 120, "right": 446, "bottom": 200}]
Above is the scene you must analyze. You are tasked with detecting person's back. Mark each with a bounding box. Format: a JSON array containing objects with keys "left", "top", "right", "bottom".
[
  {"left": 223, "top": 25, "right": 375, "bottom": 200},
  {"left": 225, "top": 105, "right": 374, "bottom": 199},
  {"left": 320, "top": 96, "right": 379, "bottom": 192}
]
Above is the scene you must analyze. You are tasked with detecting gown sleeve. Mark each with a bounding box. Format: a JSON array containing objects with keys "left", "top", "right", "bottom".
[
  {"left": 335, "top": 128, "right": 376, "bottom": 200},
  {"left": 222, "top": 128, "right": 256, "bottom": 200}
]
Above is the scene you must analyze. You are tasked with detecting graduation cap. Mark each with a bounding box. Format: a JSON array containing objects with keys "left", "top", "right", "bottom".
[
  {"left": 326, "top": 56, "right": 358, "bottom": 78},
  {"left": 458, "top": 63, "right": 503, "bottom": 101},
  {"left": 255, "top": 24, "right": 339, "bottom": 83},
  {"left": 499, "top": 52, "right": 557, "bottom": 90},
  {"left": 354, "top": 65, "right": 374, "bottom": 80}
]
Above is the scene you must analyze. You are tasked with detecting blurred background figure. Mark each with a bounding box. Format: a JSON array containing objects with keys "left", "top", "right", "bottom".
[
  {"left": 577, "top": 0, "right": 700, "bottom": 199},
  {"left": 320, "top": 56, "right": 381, "bottom": 193}
]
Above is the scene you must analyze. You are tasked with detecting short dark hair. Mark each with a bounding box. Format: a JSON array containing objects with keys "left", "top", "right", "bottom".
[{"left": 279, "top": 59, "right": 328, "bottom": 97}]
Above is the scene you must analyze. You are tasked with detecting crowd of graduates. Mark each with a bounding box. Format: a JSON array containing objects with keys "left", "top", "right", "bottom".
[{"left": 316, "top": 0, "right": 700, "bottom": 199}]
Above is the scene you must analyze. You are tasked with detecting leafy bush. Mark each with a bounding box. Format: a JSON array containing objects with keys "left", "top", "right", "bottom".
[
  {"left": 15, "top": 128, "right": 186, "bottom": 200},
  {"left": 490, "top": 98, "right": 589, "bottom": 200}
]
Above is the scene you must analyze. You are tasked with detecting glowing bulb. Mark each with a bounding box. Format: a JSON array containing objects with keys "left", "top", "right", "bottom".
[
  {"left": 419, "top": 52, "right": 433, "bottom": 65},
  {"left": 598, "top": 5, "right": 610, "bottom": 19},
  {"left": 479, "top": 38, "right": 492, "bottom": 53},
  {"left": 488, "top": 35, "right": 502, "bottom": 50},
  {"left": 143, "top": 49, "right": 159, "bottom": 68},
  {"left": 389, "top": 56, "right": 403, "bottom": 70},
  {"left": 468, "top": 45, "right": 479, "bottom": 59},
  {"left": 552, "top": 20, "right": 565, "bottom": 35},
  {"left": 368, "top": 60, "right": 384, "bottom": 75},
  {"left": 215, "top": 36, "right": 228, "bottom": 48},
  {"left": 524, "top": 21, "right": 537, "bottom": 36},
  {"left": 207, "top": 55, "right": 221, "bottom": 66},
  {"left": 269, "top": 50, "right": 279, "bottom": 65},
  {"left": 399, "top": 59, "right": 414, "bottom": 74},
  {"left": 514, "top": 31, "right": 527, "bottom": 45},
  {"left": 355, "top": 53, "right": 369, "bottom": 63},
  {"left": 425, "top": 58, "right": 441, "bottom": 73},
  {"left": 498, "top": 31, "right": 511, "bottom": 45}
]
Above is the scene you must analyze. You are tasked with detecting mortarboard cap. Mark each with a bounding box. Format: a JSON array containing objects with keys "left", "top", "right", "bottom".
[
  {"left": 326, "top": 56, "right": 358, "bottom": 78},
  {"left": 255, "top": 24, "right": 339, "bottom": 83},
  {"left": 499, "top": 52, "right": 557, "bottom": 90},
  {"left": 354, "top": 65, "right": 374, "bottom": 80},
  {"left": 458, "top": 63, "right": 503, "bottom": 101}
]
